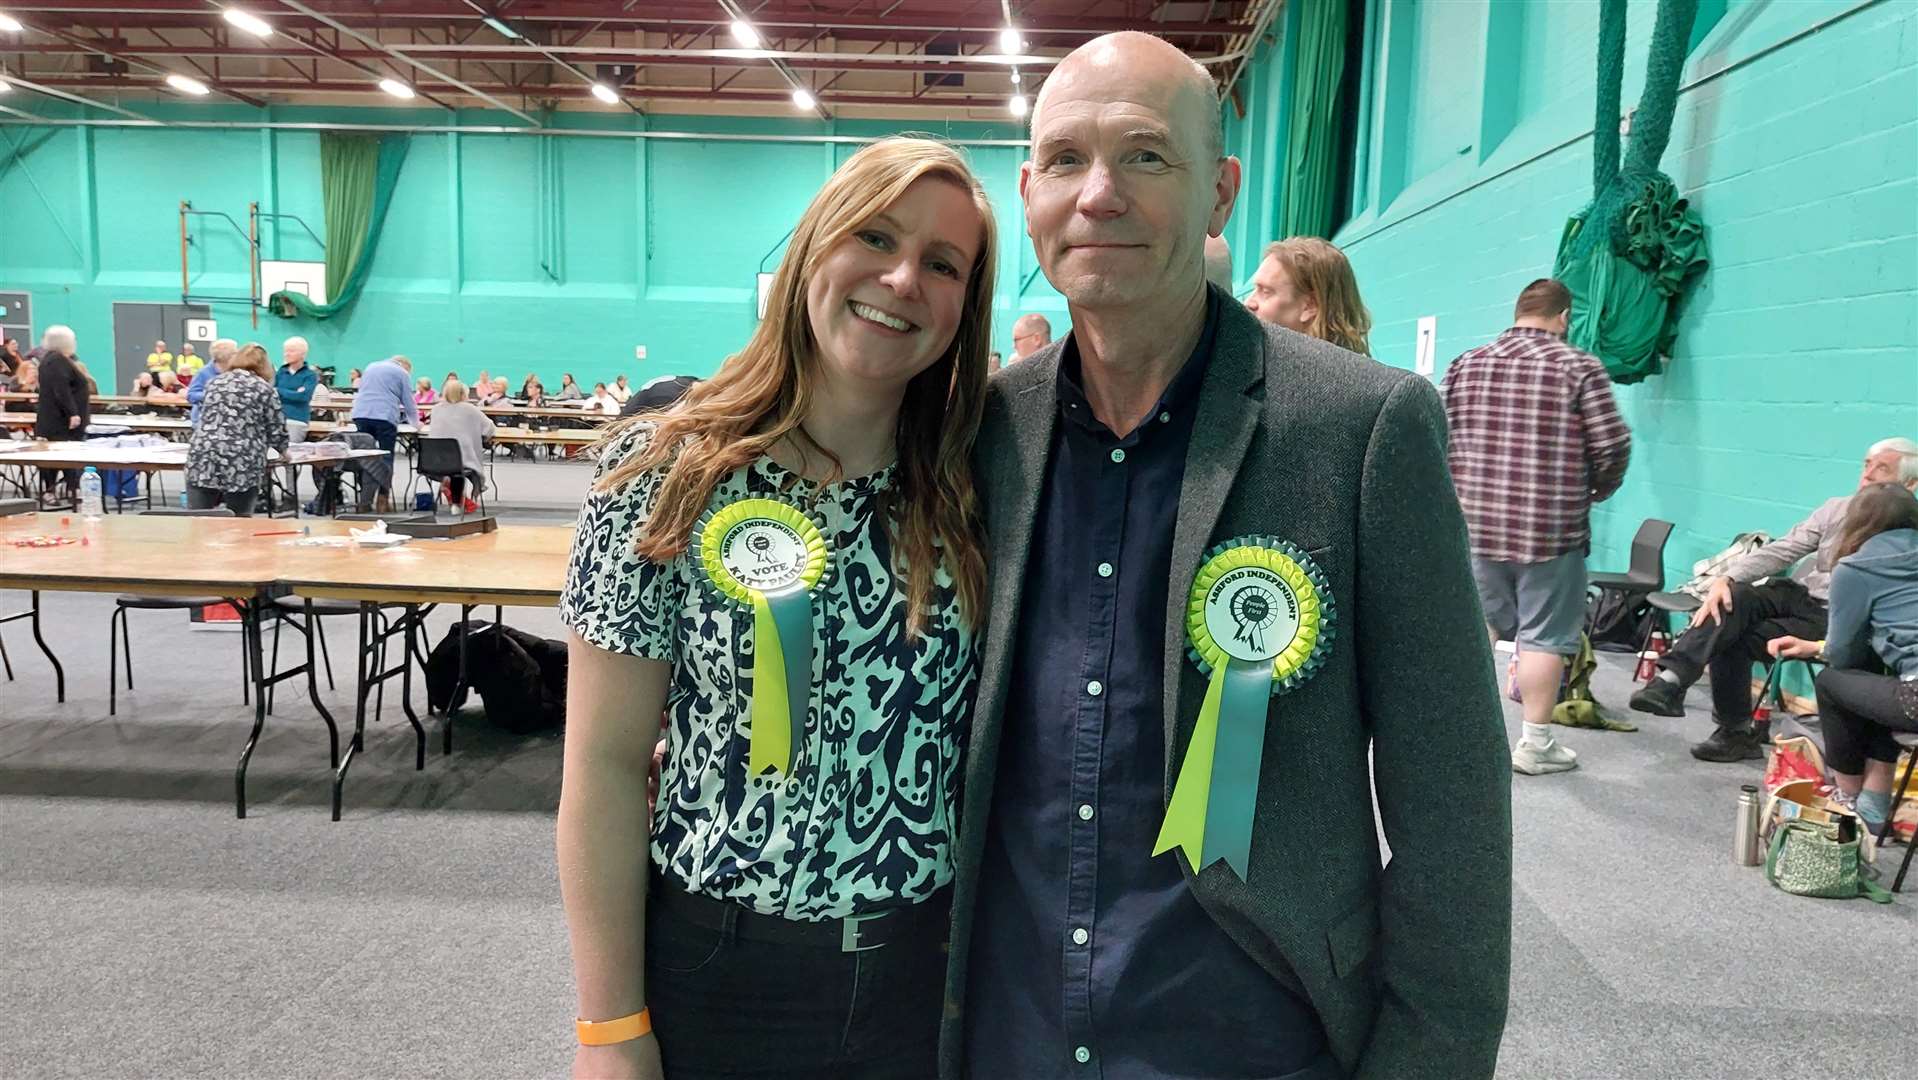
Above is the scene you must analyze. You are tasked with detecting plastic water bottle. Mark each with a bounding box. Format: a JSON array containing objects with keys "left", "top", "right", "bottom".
[{"left": 79, "top": 467, "right": 105, "bottom": 521}]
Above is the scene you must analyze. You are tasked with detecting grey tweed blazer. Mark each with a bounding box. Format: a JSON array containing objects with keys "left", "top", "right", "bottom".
[{"left": 940, "top": 291, "right": 1513, "bottom": 1080}]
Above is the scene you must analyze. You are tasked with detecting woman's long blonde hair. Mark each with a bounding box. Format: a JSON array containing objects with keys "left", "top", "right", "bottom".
[
  {"left": 596, "top": 137, "right": 997, "bottom": 635},
  {"left": 1264, "top": 237, "right": 1373, "bottom": 356}
]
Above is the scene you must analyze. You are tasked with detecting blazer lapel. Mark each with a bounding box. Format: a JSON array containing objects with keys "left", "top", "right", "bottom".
[
  {"left": 1162, "top": 302, "right": 1268, "bottom": 795},
  {"left": 964, "top": 347, "right": 1061, "bottom": 813}
]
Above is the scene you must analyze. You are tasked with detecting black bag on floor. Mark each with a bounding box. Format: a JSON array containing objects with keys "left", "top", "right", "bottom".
[
  {"left": 1585, "top": 588, "right": 1652, "bottom": 653},
  {"left": 426, "top": 621, "right": 567, "bottom": 734}
]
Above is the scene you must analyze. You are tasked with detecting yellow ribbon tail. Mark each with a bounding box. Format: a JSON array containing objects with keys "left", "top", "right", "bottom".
[
  {"left": 1154, "top": 663, "right": 1226, "bottom": 864},
  {"left": 747, "top": 591, "right": 793, "bottom": 775}
]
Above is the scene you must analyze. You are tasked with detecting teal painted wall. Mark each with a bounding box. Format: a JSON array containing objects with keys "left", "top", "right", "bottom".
[
  {"left": 1, "top": 107, "right": 1068, "bottom": 390},
  {"left": 1223, "top": 0, "right": 1918, "bottom": 602}
]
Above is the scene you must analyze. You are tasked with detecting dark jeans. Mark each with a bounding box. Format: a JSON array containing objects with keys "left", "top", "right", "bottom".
[
  {"left": 646, "top": 879, "right": 946, "bottom": 1080},
  {"left": 352, "top": 417, "right": 398, "bottom": 492},
  {"left": 1816, "top": 667, "right": 1918, "bottom": 774},
  {"left": 1658, "top": 579, "right": 1826, "bottom": 729},
  {"left": 186, "top": 486, "right": 258, "bottom": 517},
  {"left": 39, "top": 467, "right": 80, "bottom": 498}
]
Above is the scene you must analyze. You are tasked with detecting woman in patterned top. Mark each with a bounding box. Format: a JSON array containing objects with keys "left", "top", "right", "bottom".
[
  {"left": 185, "top": 342, "right": 287, "bottom": 516},
  {"left": 558, "top": 137, "right": 996, "bottom": 1080}
]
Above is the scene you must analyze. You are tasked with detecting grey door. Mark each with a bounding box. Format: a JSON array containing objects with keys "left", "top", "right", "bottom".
[
  {"left": 0, "top": 291, "right": 30, "bottom": 355},
  {"left": 111, "top": 301, "right": 211, "bottom": 393}
]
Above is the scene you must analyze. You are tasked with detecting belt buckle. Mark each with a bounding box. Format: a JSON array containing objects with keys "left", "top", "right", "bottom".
[{"left": 841, "top": 911, "right": 886, "bottom": 954}]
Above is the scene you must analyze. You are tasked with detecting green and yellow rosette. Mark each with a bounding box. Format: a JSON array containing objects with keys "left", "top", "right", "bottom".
[
  {"left": 690, "top": 497, "right": 831, "bottom": 776},
  {"left": 1153, "top": 537, "right": 1335, "bottom": 880}
]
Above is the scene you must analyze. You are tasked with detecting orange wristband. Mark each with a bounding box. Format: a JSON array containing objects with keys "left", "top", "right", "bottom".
[{"left": 576, "top": 1007, "right": 652, "bottom": 1046}]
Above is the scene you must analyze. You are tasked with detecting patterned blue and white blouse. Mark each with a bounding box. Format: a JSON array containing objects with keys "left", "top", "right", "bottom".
[
  {"left": 560, "top": 426, "right": 978, "bottom": 921},
  {"left": 186, "top": 370, "right": 289, "bottom": 493}
]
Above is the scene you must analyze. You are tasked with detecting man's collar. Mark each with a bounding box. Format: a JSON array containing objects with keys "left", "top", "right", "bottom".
[
  {"left": 1055, "top": 289, "right": 1220, "bottom": 432},
  {"left": 1502, "top": 326, "right": 1563, "bottom": 341}
]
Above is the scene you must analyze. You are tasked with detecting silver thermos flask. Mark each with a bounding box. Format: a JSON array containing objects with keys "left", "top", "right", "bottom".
[{"left": 1735, "top": 784, "right": 1763, "bottom": 866}]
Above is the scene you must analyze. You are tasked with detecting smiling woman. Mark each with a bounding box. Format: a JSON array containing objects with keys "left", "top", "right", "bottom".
[{"left": 557, "top": 136, "right": 999, "bottom": 1080}]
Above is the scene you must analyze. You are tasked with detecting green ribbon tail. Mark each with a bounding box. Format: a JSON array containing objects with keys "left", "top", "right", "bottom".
[
  {"left": 1155, "top": 663, "right": 1226, "bottom": 867},
  {"left": 1201, "top": 658, "right": 1276, "bottom": 880},
  {"left": 764, "top": 585, "right": 812, "bottom": 774},
  {"left": 740, "top": 590, "right": 801, "bottom": 778}
]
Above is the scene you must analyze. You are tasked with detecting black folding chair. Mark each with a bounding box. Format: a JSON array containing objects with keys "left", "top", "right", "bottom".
[
  {"left": 107, "top": 507, "right": 250, "bottom": 716},
  {"left": 412, "top": 437, "right": 485, "bottom": 515}
]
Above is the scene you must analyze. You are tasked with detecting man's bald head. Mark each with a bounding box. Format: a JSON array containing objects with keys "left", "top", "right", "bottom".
[
  {"left": 1032, "top": 32, "right": 1222, "bottom": 162},
  {"left": 1011, "top": 313, "right": 1053, "bottom": 360},
  {"left": 1019, "top": 30, "right": 1241, "bottom": 318}
]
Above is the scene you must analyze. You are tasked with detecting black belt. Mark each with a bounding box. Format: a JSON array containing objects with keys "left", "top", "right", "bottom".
[{"left": 650, "top": 872, "right": 950, "bottom": 954}]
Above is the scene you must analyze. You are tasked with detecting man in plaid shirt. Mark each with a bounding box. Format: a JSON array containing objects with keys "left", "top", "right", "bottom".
[{"left": 1442, "top": 279, "right": 1632, "bottom": 776}]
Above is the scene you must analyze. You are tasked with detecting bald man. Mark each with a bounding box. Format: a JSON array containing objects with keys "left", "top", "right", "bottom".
[
  {"left": 945, "top": 32, "right": 1510, "bottom": 1080},
  {"left": 276, "top": 336, "right": 318, "bottom": 445},
  {"left": 1010, "top": 313, "right": 1052, "bottom": 362}
]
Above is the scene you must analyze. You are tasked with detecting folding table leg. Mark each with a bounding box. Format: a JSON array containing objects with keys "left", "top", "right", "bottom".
[
  {"left": 30, "top": 592, "right": 64, "bottom": 703},
  {"left": 234, "top": 595, "right": 270, "bottom": 819}
]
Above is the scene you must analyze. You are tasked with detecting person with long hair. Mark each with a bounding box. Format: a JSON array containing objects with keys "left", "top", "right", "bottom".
[
  {"left": 556, "top": 372, "right": 584, "bottom": 400},
  {"left": 1768, "top": 481, "right": 1918, "bottom": 831},
  {"left": 185, "top": 342, "right": 287, "bottom": 516},
  {"left": 558, "top": 136, "right": 996, "bottom": 1080},
  {"left": 1244, "top": 236, "right": 1375, "bottom": 356}
]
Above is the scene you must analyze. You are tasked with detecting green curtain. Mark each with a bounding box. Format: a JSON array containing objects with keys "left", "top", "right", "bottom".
[
  {"left": 270, "top": 134, "right": 410, "bottom": 320},
  {"left": 1551, "top": 0, "right": 1708, "bottom": 385},
  {"left": 1277, "top": 0, "right": 1349, "bottom": 241}
]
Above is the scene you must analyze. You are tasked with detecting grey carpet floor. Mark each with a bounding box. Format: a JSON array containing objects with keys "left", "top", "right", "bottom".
[{"left": 2, "top": 490, "right": 1913, "bottom": 1077}]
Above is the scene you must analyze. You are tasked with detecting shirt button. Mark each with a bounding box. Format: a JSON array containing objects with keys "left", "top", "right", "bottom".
[
  {"left": 1075, "top": 1047, "right": 1092, "bottom": 1064},
  {"left": 1078, "top": 803, "right": 1094, "bottom": 821},
  {"left": 1086, "top": 680, "right": 1103, "bottom": 697},
  {"left": 1096, "top": 562, "right": 1114, "bottom": 578},
  {"left": 1110, "top": 448, "right": 1126, "bottom": 464},
  {"left": 1159, "top": 411, "right": 1171, "bottom": 423},
  {"left": 1072, "top": 927, "right": 1090, "bottom": 945}
]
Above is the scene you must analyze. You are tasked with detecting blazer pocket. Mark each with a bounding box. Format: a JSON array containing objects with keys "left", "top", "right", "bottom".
[{"left": 1326, "top": 896, "right": 1378, "bottom": 979}]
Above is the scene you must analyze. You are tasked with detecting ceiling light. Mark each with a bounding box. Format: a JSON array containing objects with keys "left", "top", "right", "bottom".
[
  {"left": 378, "top": 77, "right": 415, "bottom": 99},
  {"left": 0, "top": 77, "right": 10, "bottom": 93},
  {"left": 482, "top": 16, "right": 520, "bottom": 40},
  {"left": 791, "top": 88, "right": 815, "bottom": 110},
  {"left": 0, "top": 13, "right": 21, "bottom": 34},
  {"left": 165, "top": 73, "right": 210, "bottom": 96},
  {"left": 221, "top": 8, "right": 272, "bottom": 38},
  {"left": 730, "top": 20, "right": 761, "bottom": 49},
  {"left": 999, "top": 27, "right": 1023, "bottom": 54},
  {"left": 1009, "top": 94, "right": 1027, "bottom": 118},
  {"left": 589, "top": 82, "right": 619, "bottom": 105}
]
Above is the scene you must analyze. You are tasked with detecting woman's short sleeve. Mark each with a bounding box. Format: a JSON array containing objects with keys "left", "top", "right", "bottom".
[{"left": 559, "top": 426, "right": 684, "bottom": 662}]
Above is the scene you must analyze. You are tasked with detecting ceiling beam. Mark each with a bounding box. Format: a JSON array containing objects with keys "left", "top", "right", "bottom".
[
  {"left": 7, "top": 1, "right": 1247, "bottom": 36},
  {"left": 18, "top": 16, "right": 272, "bottom": 106},
  {"left": 270, "top": 0, "right": 542, "bottom": 123},
  {"left": 18, "top": 72, "right": 1033, "bottom": 109}
]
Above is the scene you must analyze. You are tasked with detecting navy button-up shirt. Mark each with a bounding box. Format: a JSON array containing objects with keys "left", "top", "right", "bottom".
[{"left": 965, "top": 294, "right": 1326, "bottom": 1078}]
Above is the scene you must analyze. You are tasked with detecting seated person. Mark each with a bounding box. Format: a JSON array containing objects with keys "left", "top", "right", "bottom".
[
  {"left": 130, "top": 372, "right": 155, "bottom": 398},
  {"left": 1768, "top": 482, "right": 1918, "bottom": 833},
  {"left": 414, "top": 376, "right": 438, "bottom": 407},
  {"left": 423, "top": 378, "right": 493, "bottom": 513},
  {"left": 152, "top": 368, "right": 187, "bottom": 398},
  {"left": 522, "top": 378, "right": 546, "bottom": 408},
  {"left": 1632, "top": 438, "right": 1918, "bottom": 761},
  {"left": 174, "top": 343, "right": 205, "bottom": 377},
  {"left": 144, "top": 340, "right": 173, "bottom": 374},
  {"left": 476, "top": 377, "right": 505, "bottom": 406},
  {"left": 3, "top": 360, "right": 36, "bottom": 410},
  {"left": 583, "top": 381, "right": 618, "bottom": 415}
]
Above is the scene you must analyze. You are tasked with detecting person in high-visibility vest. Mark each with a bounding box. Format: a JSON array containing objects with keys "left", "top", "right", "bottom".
[
  {"left": 174, "top": 342, "right": 206, "bottom": 377},
  {"left": 144, "top": 340, "right": 174, "bottom": 373}
]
